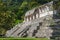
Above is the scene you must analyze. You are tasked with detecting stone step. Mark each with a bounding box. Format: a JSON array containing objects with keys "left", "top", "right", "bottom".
[
  {"left": 10, "top": 22, "right": 31, "bottom": 37},
  {"left": 27, "top": 23, "right": 39, "bottom": 37},
  {"left": 5, "top": 25, "right": 21, "bottom": 37},
  {"left": 18, "top": 25, "right": 31, "bottom": 37},
  {"left": 5, "top": 23, "right": 24, "bottom": 37}
]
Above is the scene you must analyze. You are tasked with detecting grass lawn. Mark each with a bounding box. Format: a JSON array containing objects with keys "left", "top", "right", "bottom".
[{"left": 0, "top": 38, "right": 49, "bottom": 40}]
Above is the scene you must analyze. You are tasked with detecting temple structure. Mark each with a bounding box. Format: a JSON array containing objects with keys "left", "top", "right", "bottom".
[
  {"left": 24, "top": 2, "right": 53, "bottom": 22},
  {"left": 6, "top": 1, "right": 54, "bottom": 39}
]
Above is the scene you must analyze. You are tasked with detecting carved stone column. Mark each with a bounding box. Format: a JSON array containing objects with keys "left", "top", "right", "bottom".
[
  {"left": 26, "top": 16, "right": 30, "bottom": 22},
  {"left": 44, "top": 7, "right": 46, "bottom": 12},
  {"left": 46, "top": 6, "right": 49, "bottom": 11},
  {"left": 42, "top": 6, "right": 45, "bottom": 13},
  {"left": 28, "top": 16, "right": 30, "bottom": 21},
  {"left": 31, "top": 14, "right": 33, "bottom": 20},
  {"left": 39, "top": 9, "right": 41, "bottom": 18},
  {"left": 33, "top": 15, "right": 35, "bottom": 20},
  {"left": 27, "top": 17, "right": 29, "bottom": 21},
  {"left": 41, "top": 7, "right": 44, "bottom": 13},
  {"left": 30, "top": 17, "right": 31, "bottom": 21},
  {"left": 34, "top": 13, "right": 36, "bottom": 19},
  {"left": 36, "top": 13, "right": 39, "bottom": 18}
]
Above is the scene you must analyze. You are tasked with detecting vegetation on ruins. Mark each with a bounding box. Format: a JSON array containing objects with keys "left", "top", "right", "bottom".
[
  {"left": 0, "top": 0, "right": 60, "bottom": 40},
  {"left": 0, "top": 0, "right": 53, "bottom": 36}
]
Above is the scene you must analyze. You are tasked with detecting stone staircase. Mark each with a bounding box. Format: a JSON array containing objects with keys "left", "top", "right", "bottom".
[
  {"left": 9, "top": 21, "right": 31, "bottom": 37},
  {"left": 5, "top": 23, "right": 23, "bottom": 37},
  {"left": 5, "top": 15, "right": 54, "bottom": 38}
]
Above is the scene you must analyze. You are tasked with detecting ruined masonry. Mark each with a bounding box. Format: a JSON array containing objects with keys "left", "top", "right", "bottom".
[{"left": 6, "top": 1, "right": 54, "bottom": 38}]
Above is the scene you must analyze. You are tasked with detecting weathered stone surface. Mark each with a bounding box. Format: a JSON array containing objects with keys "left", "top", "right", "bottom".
[{"left": 5, "top": 1, "right": 54, "bottom": 39}]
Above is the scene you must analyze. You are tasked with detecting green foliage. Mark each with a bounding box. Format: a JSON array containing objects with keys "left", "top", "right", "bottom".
[
  {"left": 54, "top": 0, "right": 60, "bottom": 9},
  {"left": 0, "top": 38, "right": 49, "bottom": 40}
]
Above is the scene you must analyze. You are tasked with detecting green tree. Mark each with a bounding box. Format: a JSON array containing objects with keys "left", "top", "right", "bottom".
[{"left": 0, "top": 0, "right": 16, "bottom": 35}]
